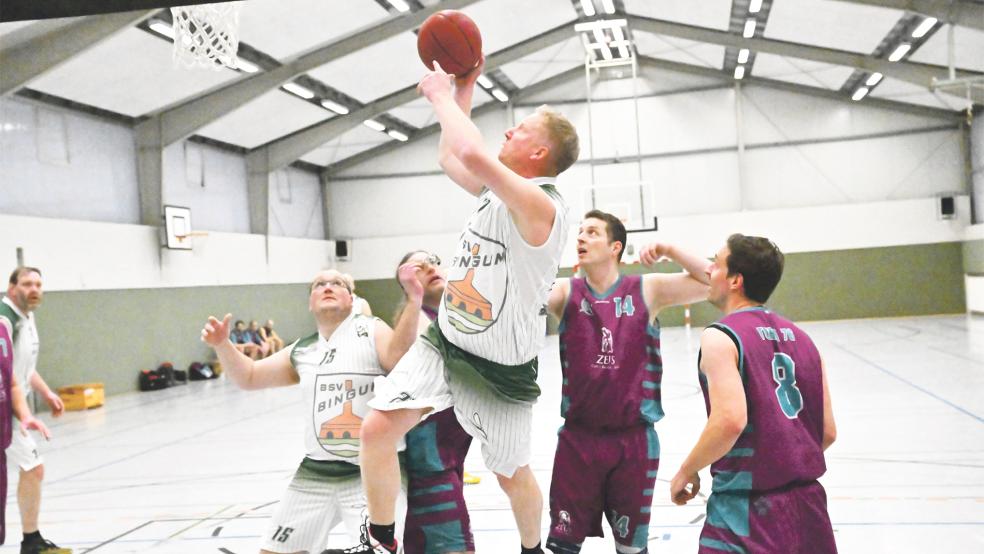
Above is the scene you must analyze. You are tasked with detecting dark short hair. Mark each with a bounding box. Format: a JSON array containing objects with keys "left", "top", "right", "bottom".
[
  {"left": 8, "top": 266, "right": 41, "bottom": 286},
  {"left": 235, "top": 320, "right": 245, "bottom": 327},
  {"left": 725, "top": 234, "right": 785, "bottom": 303},
  {"left": 583, "top": 210, "right": 627, "bottom": 262}
]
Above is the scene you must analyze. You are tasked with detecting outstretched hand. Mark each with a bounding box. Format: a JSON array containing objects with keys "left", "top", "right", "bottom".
[
  {"left": 201, "top": 313, "right": 232, "bottom": 347},
  {"left": 455, "top": 54, "right": 485, "bottom": 89},
  {"left": 397, "top": 262, "right": 425, "bottom": 304},
  {"left": 418, "top": 60, "right": 454, "bottom": 101},
  {"left": 21, "top": 415, "right": 51, "bottom": 441}
]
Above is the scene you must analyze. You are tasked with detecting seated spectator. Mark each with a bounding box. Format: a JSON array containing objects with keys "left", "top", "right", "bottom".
[
  {"left": 248, "top": 320, "right": 271, "bottom": 358},
  {"left": 343, "top": 273, "right": 373, "bottom": 316},
  {"left": 230, "top": 320, "right": 260, "bottom": 359},
  {"left": 260, "top": 319, "right": 285, "bottom": 353}
]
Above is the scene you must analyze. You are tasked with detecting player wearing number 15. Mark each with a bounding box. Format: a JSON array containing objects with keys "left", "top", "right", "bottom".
[{"left": 670, "top": 234, "right": 837, "bottom": 554}]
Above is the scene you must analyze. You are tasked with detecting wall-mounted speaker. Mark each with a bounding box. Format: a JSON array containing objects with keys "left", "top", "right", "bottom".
[
  {"left": 939, "top": 196, "right": 955, "bottom": 220},
  {"left": 335, "top": 240, "right": 349, "bottom": 261}
]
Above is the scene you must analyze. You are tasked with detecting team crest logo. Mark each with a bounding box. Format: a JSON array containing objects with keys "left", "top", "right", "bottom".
[
  {"left": 356, "top": 322, "right": 369, "bottom": 338},
  {"left": 579, "top": 298, "right": 594, "bottom": 316},
  {"left": 445, "top": 231, "right": 507, "bottom": 335},
  {"left": 555, "top": 510, "right": 572, "bottom": 535},
  {"left": 601, "top": 327, "right": 614, "bottom": 353},
  {"left": 313, "top": 376, "right": 374, "bottom": 459}
]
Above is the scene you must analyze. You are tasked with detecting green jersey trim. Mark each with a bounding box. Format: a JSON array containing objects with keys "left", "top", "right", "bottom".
[
  {"left": 0, "top": 302, "right": 20, "bottom": 341},
  {"left": 423, "top": 322, "right": 540, "bottom": 402},
  {"left": 289, "top": 331, "right": 320, "bottom": 368}
]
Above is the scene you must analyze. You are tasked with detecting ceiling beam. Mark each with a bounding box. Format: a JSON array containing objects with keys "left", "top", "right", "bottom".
[
  {"left": 827, "top": 0, "right": 984, "bottom": 31},
  {"left": 0, "top": 10, "right": 156, "bottom": 96},
  {"left": 629, "top": 14, "right": 982, "bottom": 103},
  {"left": 323, "top": 66, "right": 586, "bottom": 177},
  {"left": 638, "top": 56, "right": 962, "bottom": 121},
  {"left": 259, "top": 20, "right": 579, "bottom": 172},
  {"left": 145, "top": 0, "right": 480, "bottom": 146}
]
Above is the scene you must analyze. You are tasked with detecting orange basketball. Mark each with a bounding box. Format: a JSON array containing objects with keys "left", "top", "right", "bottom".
[{"left": 417, "top": 10, "right": 482, "bottom": 76}]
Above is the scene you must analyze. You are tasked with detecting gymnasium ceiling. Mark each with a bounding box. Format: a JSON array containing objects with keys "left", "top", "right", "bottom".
[{"left": 1, "top": 0, "right": 982, "bottom": 176}]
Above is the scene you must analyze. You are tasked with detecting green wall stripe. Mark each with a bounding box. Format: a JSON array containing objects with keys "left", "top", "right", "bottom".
[{"left": 29, "top": 241, "right": 966, "bottom": 401}]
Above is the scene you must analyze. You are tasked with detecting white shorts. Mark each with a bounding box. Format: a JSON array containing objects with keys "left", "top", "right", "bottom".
[
  {"left": 5, "top": 427, "right": 42, "bottom": 472},
  {"left": 261, "top": 465, "right": 407, "bottom": 553},
  {"left": 370, "top": 337, "right": 533, "bottom": 478}
]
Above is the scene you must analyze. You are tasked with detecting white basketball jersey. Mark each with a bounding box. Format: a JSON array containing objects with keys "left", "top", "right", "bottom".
[
  {"left": 291, "top": 313, "right": 384, "bottom": 464},
  {"left": 438, "top": 177, "right": 569, "bottom": 365}
]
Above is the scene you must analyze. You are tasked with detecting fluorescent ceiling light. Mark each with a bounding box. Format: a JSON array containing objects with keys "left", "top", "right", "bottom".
[
  {"left": 363, "top": 119, "right": 386, "bottom": 131},
  {"left": 282, "top": 82, "right": 314, "bottom": 99},
  {"left": 737, "top": 48, "right": 749, "bottom": 64},
  {"left": 149, "top": 21, "right": 175, "bottom": 39},
  {"left": 912, "top": 17, "right": 937, "bottom": 38},
  {"left": 601, "top": 0, "right": 615, "bottom": 14},
  {"left": 387, "top": 130, "right": 409, "bottom": 142},
  {"left": 852, "top": 87, "right": 869, "bottom": 101},
  {"left": 743, "top": 19, "right": 756, "bottom": 38},
  {"left": 321, "top": 99, "right": 350, "bottom": 115},
  {"left": 749, "top": 0, "right": 763, "bottom": 14},
  {"left": 734, "top": 66, "right": 745, "bottom": 79},
  {"left": 574, "top": 19, "right": 627, "bottom": 32},
  {"left": 888, "top": 43, "right": 911, "bottom": 62},
  {"left": 386, "top": 0, "right": 411, "bottom": 13},
  {"left": 477, "top": 75, "right": 493, "bottom": 88},
  {"left": 865, "top": 72, "right": 883, "bottom": 86},
  {"left": 579, "top": 0, "right": 596, "bottom": 17},
  {"left": 236, "top": 59, "right": 259, "bottom": 73},
  {"left": 491, "top": 89, "right": 509, "bottom": 102}
]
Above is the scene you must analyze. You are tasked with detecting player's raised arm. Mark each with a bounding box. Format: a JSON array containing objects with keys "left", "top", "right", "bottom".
[
  {"left": 375, "top": 262, "right": 426, "bottom": 372},
  {"left": 419, "top": 65, "right": 576, "bottom": 247},
  {"left": 639, "top": 241, "right": 711, "bottom": 314},
  {"left": 201, "top": 313, "right": 298, "bottom": 390},
  {"left": 437, "top": 58, "right": 487, "bottom": 196}
]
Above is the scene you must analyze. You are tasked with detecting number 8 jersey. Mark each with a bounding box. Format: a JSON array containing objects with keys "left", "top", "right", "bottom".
[{"left": 698, "top": 306, "right": 827, "bottom": 493}]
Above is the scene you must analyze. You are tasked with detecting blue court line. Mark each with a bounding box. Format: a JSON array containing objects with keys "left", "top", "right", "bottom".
[{"left": 835, "top": 344, "right": 984, "bottom": 424}]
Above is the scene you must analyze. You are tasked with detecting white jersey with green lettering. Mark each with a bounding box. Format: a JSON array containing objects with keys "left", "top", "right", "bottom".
[
  {"left": 438, "top": 177, "right": 569, "bottom": 365},
  {"left": 290, "top": 313, "right": 384, "bottom": 465}
]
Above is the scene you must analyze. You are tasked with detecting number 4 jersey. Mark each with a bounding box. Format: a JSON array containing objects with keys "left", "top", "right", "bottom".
[{"left": 699, "top": 307, "right": 827, "bottom": 493}]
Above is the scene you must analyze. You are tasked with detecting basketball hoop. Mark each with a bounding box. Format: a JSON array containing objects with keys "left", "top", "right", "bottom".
[
  {"left": 170, "top": 2, "right": 243, "bottom": 70},
  {"left": 174, "top": 231, "right": 210, "bottom": 254}
]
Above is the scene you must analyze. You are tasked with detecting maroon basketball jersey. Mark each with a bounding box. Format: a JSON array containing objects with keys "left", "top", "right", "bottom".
[
  {"left": 559, "top": 275, "right": 663, "bottom": 431},
  {"left": 699, "top": 307, "right": 827, "bottom": 493},
  {"left": 0, "top": 323, "right": 13, "bottom": 450}
]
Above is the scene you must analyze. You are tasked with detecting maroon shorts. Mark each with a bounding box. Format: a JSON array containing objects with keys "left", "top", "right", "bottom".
[
  {"left": 547, "top": 424, "right": 659, "bottom": 551},
  {"left": 403, "top": 408, "right": 475, "bottom": 554},
  {"left": 699, "top": 479, "right": 837, "bottom": 554}
]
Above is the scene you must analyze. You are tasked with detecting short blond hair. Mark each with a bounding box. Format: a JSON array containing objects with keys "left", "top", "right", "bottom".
[
  {"left": 341, "top": 273, "right": 356, "bottom": 293},
  {"left": 535, "top": 105, "right": 580, "bottom": 175}
]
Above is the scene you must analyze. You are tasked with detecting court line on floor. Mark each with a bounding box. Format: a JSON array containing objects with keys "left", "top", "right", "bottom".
[
  {"left": 48, "top": 400, "right": 295, "bottom": 485},
  {"left": 834, "top": 344, "right": 983, "bottom": 424}
]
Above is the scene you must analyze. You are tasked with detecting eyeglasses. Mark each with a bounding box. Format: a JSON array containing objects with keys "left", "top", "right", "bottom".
[
  {"left": 312, "top": 278, "right": 351, "bottom": 293},
  {"left": 423, "top": 254, "right": 441, "bottom": 266}
]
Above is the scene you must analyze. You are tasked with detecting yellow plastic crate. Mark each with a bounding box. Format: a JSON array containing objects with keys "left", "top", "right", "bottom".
[{"left": 58, "top": 383, "right": 105, "bottom": 411}]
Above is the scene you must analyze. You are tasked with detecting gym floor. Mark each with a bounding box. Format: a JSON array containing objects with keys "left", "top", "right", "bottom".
[{"left": 4, "top": 314, "right": 983, "bottom": 553}]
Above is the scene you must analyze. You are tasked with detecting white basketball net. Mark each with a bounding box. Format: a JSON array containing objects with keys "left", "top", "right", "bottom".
[{"left": 170, "top": 3, "right": 242, "bottom": 70}]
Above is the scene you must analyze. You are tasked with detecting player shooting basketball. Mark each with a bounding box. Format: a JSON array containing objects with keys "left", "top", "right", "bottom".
[{"left": 343, "top": 43, "right": 580, "bottom": 554}]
